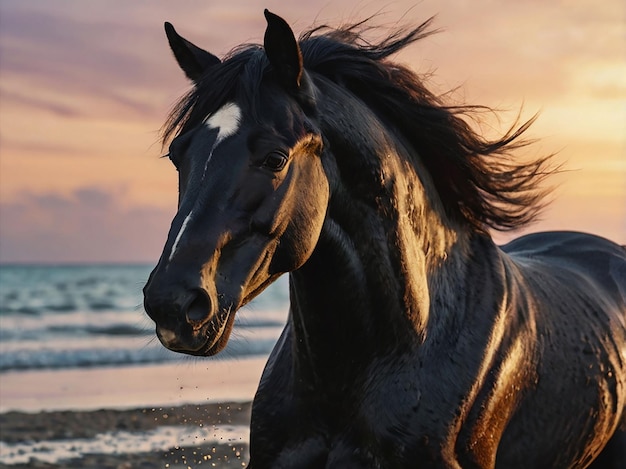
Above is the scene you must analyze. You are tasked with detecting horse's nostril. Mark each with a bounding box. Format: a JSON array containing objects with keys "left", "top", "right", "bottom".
[{"left": 186, "top": 290, "right": 212, "bottom": 324}]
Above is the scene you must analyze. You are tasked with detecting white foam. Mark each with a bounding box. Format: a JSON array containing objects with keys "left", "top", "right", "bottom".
[{"left": 0, "top": 424, "right": 249, "bottom": 465}]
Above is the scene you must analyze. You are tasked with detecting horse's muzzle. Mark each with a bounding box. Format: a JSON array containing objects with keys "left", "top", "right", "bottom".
[{"left": 143, "top": 278, "right": 227, "bottom": 355}]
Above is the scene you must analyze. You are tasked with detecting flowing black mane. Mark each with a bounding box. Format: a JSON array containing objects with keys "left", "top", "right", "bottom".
[{"left": 163, "top": 19, "right": 555, "bottom": 232}]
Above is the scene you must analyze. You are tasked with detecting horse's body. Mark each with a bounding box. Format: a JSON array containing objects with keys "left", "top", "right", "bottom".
[
  {"left": 143, "top": 11, "right": 626, "bottom": 468},
  {"left": 252, "top": 230, "right": 626, "bottom": 468}
]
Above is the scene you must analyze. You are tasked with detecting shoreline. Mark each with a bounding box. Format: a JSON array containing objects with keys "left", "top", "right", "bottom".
[
  {"left": 0, "top": 359, "right": 268, "bottom": 467},
  {"left": 1, "top": 401, "right": 252, "bottom": 467},
  {"left": 0, "top": 357, "right": 267, "bottom": 413}
]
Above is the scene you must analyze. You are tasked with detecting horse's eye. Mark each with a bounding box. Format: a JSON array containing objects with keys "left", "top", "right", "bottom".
[{"left": 262, "top": 151, "right": 288, "bottom": 172}]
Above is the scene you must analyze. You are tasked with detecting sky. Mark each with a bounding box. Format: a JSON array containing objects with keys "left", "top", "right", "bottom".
[{"left": 0, "top": 0, "right": 624, "bottom": 264}]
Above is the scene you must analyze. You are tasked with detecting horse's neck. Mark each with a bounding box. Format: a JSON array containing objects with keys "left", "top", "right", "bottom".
[{"left": 288, "top": 145, "right": 475, "bottom": 382}]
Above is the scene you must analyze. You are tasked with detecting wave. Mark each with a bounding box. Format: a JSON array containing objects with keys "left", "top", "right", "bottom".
[
  {"left": 0, "top": 326, "right": 284, "bottom": 372},
  {"left": 0, "top": 265, "right": 289, "bottom": 372},
  {"left": 0, "top": 264, "right": 150, "bottom": 316},
  {"left": 86, "top": 324, "right": 152, "bottom": 336}
]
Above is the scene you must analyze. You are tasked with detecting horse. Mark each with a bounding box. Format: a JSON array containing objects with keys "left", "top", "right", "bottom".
[{"left": 143, "top": 10, "right": 626, "bottom": 468}]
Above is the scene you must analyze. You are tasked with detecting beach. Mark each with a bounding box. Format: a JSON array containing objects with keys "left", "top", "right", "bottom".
[
  {"left": 1, "top": 402, "right": 251, "bottom": 468},
  {"left": 0, "top": 264, "right": 288, "bottom": 468},
  {"left": 0, "top": 358, "right": 267, "bottom": 468}
]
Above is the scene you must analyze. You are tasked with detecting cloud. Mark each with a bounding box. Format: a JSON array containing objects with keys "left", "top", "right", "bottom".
[
  {"left": 0, "top": 187, "right": 173, "bottom": 264},
  {"left": 0, "top": 91, "right": 84, "bottom": 119},
  {"left": 0, "top": 0, "right": 624, "bottom": 264},
  {"left": 0, "top": 2, "right": 181, "bottom": 123}
]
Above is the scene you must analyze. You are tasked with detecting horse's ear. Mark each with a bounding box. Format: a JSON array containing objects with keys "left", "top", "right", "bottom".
[
  {"left": 164, "top": 22, "right": 220, "bottom": 82},
  {"left": 263, "top": 10, "right": 303, "bottom": 90}
]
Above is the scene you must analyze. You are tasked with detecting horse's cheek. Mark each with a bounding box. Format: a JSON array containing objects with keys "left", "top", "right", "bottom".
[
  {"left": 296, "top": 167, "right": 330, "bottom": 256},
  {"left": 272, "top": 167, "right": 328, "bottom": 272}
]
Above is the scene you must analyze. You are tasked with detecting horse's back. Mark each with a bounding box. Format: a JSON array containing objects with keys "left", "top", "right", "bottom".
[
  {"left": 503, "top": 230, "right": 626, "bottom": 306},
  {"left": 499, "top": 231, "right": 626, "bottom": 468}
]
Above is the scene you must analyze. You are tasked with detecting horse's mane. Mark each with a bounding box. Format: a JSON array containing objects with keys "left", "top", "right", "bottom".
[{"left": 163, "top": 18, "right": 556, "bottom": 232}]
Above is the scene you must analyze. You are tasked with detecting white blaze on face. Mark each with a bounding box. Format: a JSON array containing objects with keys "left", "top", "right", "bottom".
[
  {"left": 168, "top": 103, "right": 242, "bottom": 264},
  {"left": 205, "top": 102, "right": 242, "bottom": 141},
  {"left": 202, "top": 102, "right": 242, "bottom": 177},
  {"left": 168, "top": 209, "right": 193, "bottom": 262}
]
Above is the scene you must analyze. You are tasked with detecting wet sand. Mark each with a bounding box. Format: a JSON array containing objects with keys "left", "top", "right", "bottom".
[{"left": 0, "top": 401, "right": 252, "bottom": 468}]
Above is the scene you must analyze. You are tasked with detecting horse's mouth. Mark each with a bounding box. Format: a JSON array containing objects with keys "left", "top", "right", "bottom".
[
  {"left": 200, "top": 306, "right": 238, "bottom": 356},
  {"left": 193, "top": 278, "right": 274, "bottom": 356},
  {"left": 156, "top": 306, "right": 237, "bottom": 357}
]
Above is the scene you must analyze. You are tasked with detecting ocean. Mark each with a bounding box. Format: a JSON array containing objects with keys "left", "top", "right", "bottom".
[
  {"left": 0, "top": 264, "right": 285, "bottom": 465},
  {"left": 0, "top": 264, "right": 289, "bottom": 373}
]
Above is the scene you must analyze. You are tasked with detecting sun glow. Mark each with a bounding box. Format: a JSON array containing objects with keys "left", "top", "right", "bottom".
[{"left": 0, "top": 0, "right": 624, "bottom": 263}]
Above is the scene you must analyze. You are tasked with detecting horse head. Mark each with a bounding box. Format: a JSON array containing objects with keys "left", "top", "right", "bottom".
[{"left": 143, "top": 11, "right": 328, "bottom": 356}]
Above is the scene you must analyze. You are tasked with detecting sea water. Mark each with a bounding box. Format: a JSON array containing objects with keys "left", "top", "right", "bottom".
[
  {"left": 0, "top": 265, "right": 286, "bottom": 465},
  {"left": 0, "top": 264, "right": 289, "bottom": 372}
]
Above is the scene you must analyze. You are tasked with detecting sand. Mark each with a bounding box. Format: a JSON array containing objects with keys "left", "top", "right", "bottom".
[
  {"left": 0, "top": 358, "right": 267, "bottom": 413},
  {"left": 0, "top": 358, "right": 268, "bottom": 468},
  {"left": 1, "top": 402, "right": 251, "bottom": 468}
]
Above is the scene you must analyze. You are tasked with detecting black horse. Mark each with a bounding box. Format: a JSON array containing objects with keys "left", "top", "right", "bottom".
[{"left": 144, "top": 11, "right": 626, "bottom": 468}]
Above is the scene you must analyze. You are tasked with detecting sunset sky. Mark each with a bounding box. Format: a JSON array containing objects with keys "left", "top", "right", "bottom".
[{"left": 0, "top": 0, "right": 624, "bottom": 264}]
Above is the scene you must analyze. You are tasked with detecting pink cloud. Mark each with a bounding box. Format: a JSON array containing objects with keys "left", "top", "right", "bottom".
[{"left": 0, "top": 187, "right": 172, "bottom": 264}]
